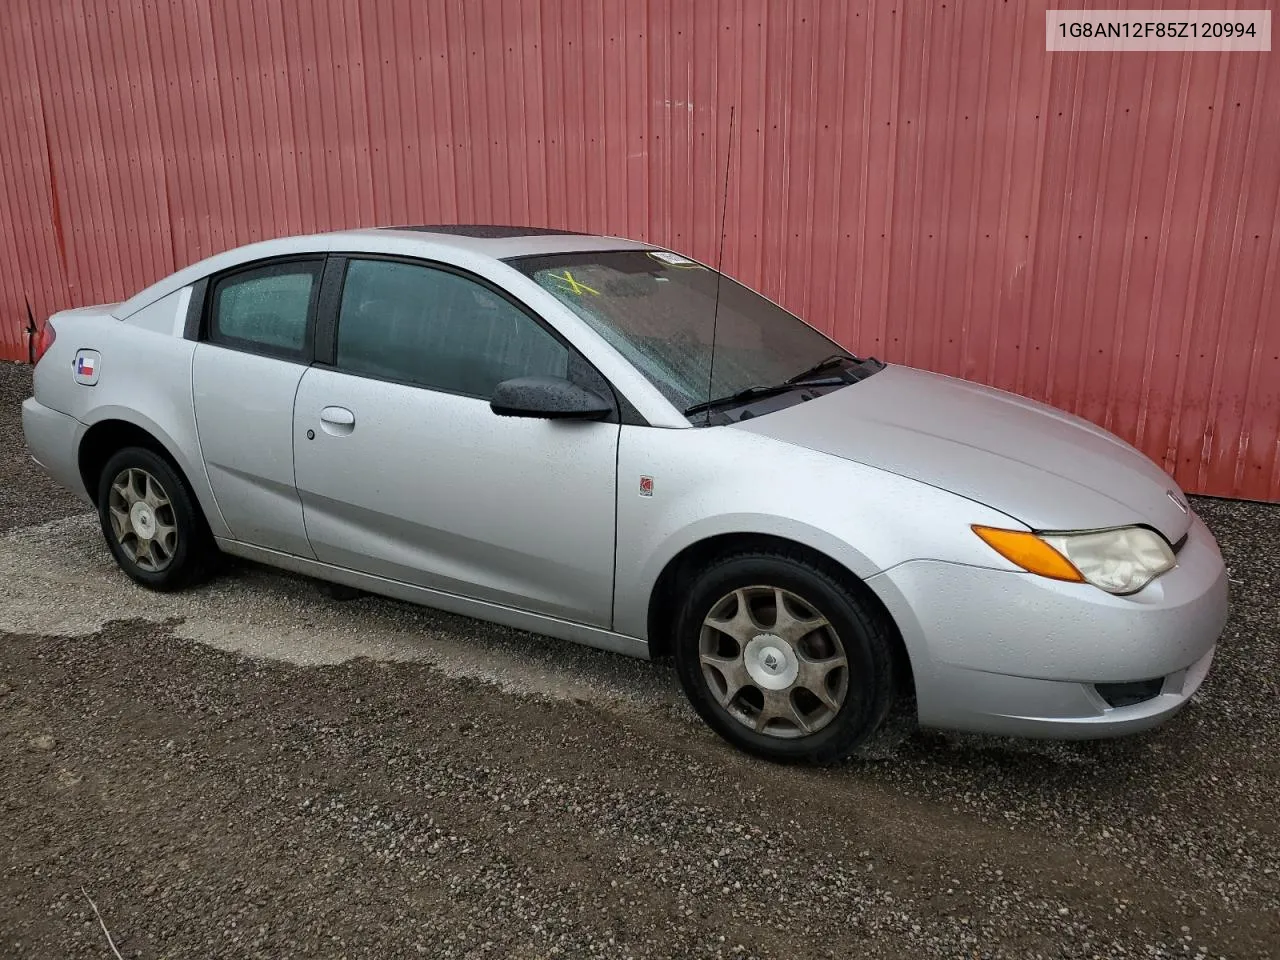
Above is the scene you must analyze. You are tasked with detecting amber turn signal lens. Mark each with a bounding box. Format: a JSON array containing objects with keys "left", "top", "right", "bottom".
[{"left": 971, "top": 525, "right": 1085, "bottom": 583}]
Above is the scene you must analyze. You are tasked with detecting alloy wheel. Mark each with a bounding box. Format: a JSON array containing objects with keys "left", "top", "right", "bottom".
[
  {"left": 107, "top": 466, "right": 178, "bottom": 573},
  {"left": 698, "top": 585, "right": 849, "bottom": 738}
]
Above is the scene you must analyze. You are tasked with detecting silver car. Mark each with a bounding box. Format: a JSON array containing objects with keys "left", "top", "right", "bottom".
[{"left": 22, "top": 225, "right": 1229, "bottom": 762}]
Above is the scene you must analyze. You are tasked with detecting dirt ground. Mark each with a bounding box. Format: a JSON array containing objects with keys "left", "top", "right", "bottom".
[{"left": 1, "top": 361, "right": 1277, "bottom": 959}]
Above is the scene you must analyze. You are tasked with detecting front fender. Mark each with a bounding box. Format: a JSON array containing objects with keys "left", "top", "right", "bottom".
[
  {"left": 617, "top": 510, "right": 884, "bottom": 643},
  {"left": 612, "top": 424, "right": 1024, "bottom": 641}
]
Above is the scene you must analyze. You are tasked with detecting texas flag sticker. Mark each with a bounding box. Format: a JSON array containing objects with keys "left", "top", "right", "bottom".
[{"left": 73, "top": 349, "right": 101, "bottom": 385}]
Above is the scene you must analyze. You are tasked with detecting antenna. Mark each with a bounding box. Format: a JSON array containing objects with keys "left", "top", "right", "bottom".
[{"left": 703, "top": 104, "right": 735, "bottom": 424}]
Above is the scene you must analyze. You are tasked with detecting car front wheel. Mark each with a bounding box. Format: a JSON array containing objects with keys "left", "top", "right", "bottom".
[
  {"left": 96, "top": 446, "right": 215, "bottom": 591},
  {"left": 673, "top": 549, "right": 898, "bottom": 763}
]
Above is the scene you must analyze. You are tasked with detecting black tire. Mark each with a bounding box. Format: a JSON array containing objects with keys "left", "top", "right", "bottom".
[
  {"left": 673, "top": 547, "right": 897, "bottom": 763},
  {"left": 96, "top": 446, "right": 217, "bottom": 591}
]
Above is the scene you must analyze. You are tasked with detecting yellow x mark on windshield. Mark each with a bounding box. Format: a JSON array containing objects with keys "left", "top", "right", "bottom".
[{"left": 551, "top": 270, "right": 600, "bottom": 296}]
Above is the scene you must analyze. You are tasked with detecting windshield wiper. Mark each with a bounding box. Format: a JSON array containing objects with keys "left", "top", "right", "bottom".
[
  {"left": 783, "top": 353, "right": 858, "bottom": 384},
  {"left": 683, "top": 377, "right": 847, "bottom": 416}
]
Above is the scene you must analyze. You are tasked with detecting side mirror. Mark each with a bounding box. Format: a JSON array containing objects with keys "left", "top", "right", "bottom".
[{"left": 490, "top": 376, "right": 613, "bottom": 421}]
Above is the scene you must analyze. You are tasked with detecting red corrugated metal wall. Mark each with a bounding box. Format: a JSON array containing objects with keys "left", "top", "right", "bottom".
[{"left": 1, "top": 0, "right": 1277, "bottom": 500}]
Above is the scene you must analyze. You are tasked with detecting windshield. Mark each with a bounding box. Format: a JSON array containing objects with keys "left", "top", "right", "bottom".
[{"left": 508, "top": 250, "right": 868, "bottom": 415}]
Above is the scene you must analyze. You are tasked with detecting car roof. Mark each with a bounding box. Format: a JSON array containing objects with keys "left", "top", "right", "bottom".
[
  {"left": 346, "top": 225, "right": 659, "bottom": 259},
  {"left": 382, "top": 224, "right": 585, "bottom": 238},
  {"left": 112, "top": 225, "right": 661, "bottom": 320}
]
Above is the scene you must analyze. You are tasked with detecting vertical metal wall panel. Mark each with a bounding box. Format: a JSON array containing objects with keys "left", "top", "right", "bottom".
[
  {"left": 0, "top": 0, "right": 1276, "bottom": 500},
  {"left": 0, "top": 1, "right": 70, "bottom": 360}
]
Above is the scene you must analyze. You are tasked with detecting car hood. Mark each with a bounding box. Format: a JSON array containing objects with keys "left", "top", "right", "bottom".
[{"left": 731, "top": 364, "right": 1193, "bottom": 541}]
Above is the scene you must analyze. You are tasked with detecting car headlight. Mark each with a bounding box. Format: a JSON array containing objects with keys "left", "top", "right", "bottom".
[{"left": 972, "top": 524, "right": 1176, "bottom": 595}]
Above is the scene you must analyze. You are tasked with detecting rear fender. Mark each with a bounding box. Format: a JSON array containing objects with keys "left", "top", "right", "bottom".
[
  {"left": 78, "top": 405, "right": 230, "bottom": 539},
  {"left": 41, "top": 312, "right": 231, "bottom": 540}
]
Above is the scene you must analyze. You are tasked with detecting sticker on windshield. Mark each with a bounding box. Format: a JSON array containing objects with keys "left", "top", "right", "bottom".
[
  {"left": 549, "top": 270, "right": 600, "bottom": 296},
  {"left": 647, "top": 250, "right": 706, "bottom": 268}
]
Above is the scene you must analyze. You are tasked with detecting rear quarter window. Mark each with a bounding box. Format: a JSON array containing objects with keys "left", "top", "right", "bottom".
[{"left": 209, "top": 260, "right": 323, "bottom": 359}]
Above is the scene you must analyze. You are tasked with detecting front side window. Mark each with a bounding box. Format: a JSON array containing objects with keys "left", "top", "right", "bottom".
[
  {"left": 210, "top": 260, "right": 321, "bottom": 357},
  {"left": 336, "top": 258, "right": 569, "bottom": 398},
  {"left": 509, "top": 250, "right": 882, "bottom": 419}
]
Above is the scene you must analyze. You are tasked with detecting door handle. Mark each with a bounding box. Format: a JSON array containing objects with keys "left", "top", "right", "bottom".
[
  {"left": 319, "top": 406, "right": 355, "bottom": 436},
  {"left": 320, "top": 406, "right": 355, "bottom": 426}
]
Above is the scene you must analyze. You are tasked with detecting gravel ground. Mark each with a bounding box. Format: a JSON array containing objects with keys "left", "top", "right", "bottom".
[{"left": 1, "top": 360, "right": 1277, "bottom": 959}]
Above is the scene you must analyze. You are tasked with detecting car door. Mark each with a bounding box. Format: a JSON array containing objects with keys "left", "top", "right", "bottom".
[
  {"left": 191, "top": 256, "right": 324, "bottom": 558},
  {"left": 292, "top": 255, "right": 620, "bottom": 627}
]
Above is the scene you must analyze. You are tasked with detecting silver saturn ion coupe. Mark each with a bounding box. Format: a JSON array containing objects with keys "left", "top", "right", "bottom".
[{"left": 22, "top": 225, "right": 1229, "bottom": 762}]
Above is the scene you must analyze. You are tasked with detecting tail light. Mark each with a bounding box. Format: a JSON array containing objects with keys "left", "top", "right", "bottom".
[{"left": 34, "top": 322, "right": 56, "bottom": 363}]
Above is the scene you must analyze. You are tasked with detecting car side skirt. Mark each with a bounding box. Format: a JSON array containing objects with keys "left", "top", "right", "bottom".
[{"left": 216, "top": 538, "right": 652, "bottom": 660}]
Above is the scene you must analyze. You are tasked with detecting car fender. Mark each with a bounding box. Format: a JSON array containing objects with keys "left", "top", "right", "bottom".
[
  {"left": 49, "top": 314, "right": 232, "bottom": 540},
  {"left": 618, "top": 509, "right": 885, "bottom": 644},
  {"left": 612, "top": 423, "right": 1024, "bottom": 641},
  {"left": 78, "top": 401, "right": 231, "bottom": 540}
]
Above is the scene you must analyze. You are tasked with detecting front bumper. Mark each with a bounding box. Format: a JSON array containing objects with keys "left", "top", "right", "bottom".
[
  {"left": 867, "top": 513, "right": 1228, "bottom": 739},
  {"left": 22, "top": 397, "right": 91, "bottom": 503}
]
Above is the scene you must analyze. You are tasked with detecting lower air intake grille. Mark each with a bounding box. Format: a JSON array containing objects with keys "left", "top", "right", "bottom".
[{"left": 1095, "top": 678, "right": 1165, "bottom": 708}]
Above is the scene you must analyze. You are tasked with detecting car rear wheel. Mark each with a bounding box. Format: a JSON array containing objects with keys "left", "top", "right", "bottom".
[
  {"left": 96, "top": 446, "right": 216, "bottom": 591},
  {"left": 673, "top": 549, "right": 897, "bottom": 763}
]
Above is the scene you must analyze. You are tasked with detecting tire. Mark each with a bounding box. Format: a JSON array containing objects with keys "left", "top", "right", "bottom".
[
  {"left": 673, "top": 547, "right": 897, "bottom": 763},
  {"left": 96, "top": 446, "right": 216, "bottom": 591}
]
